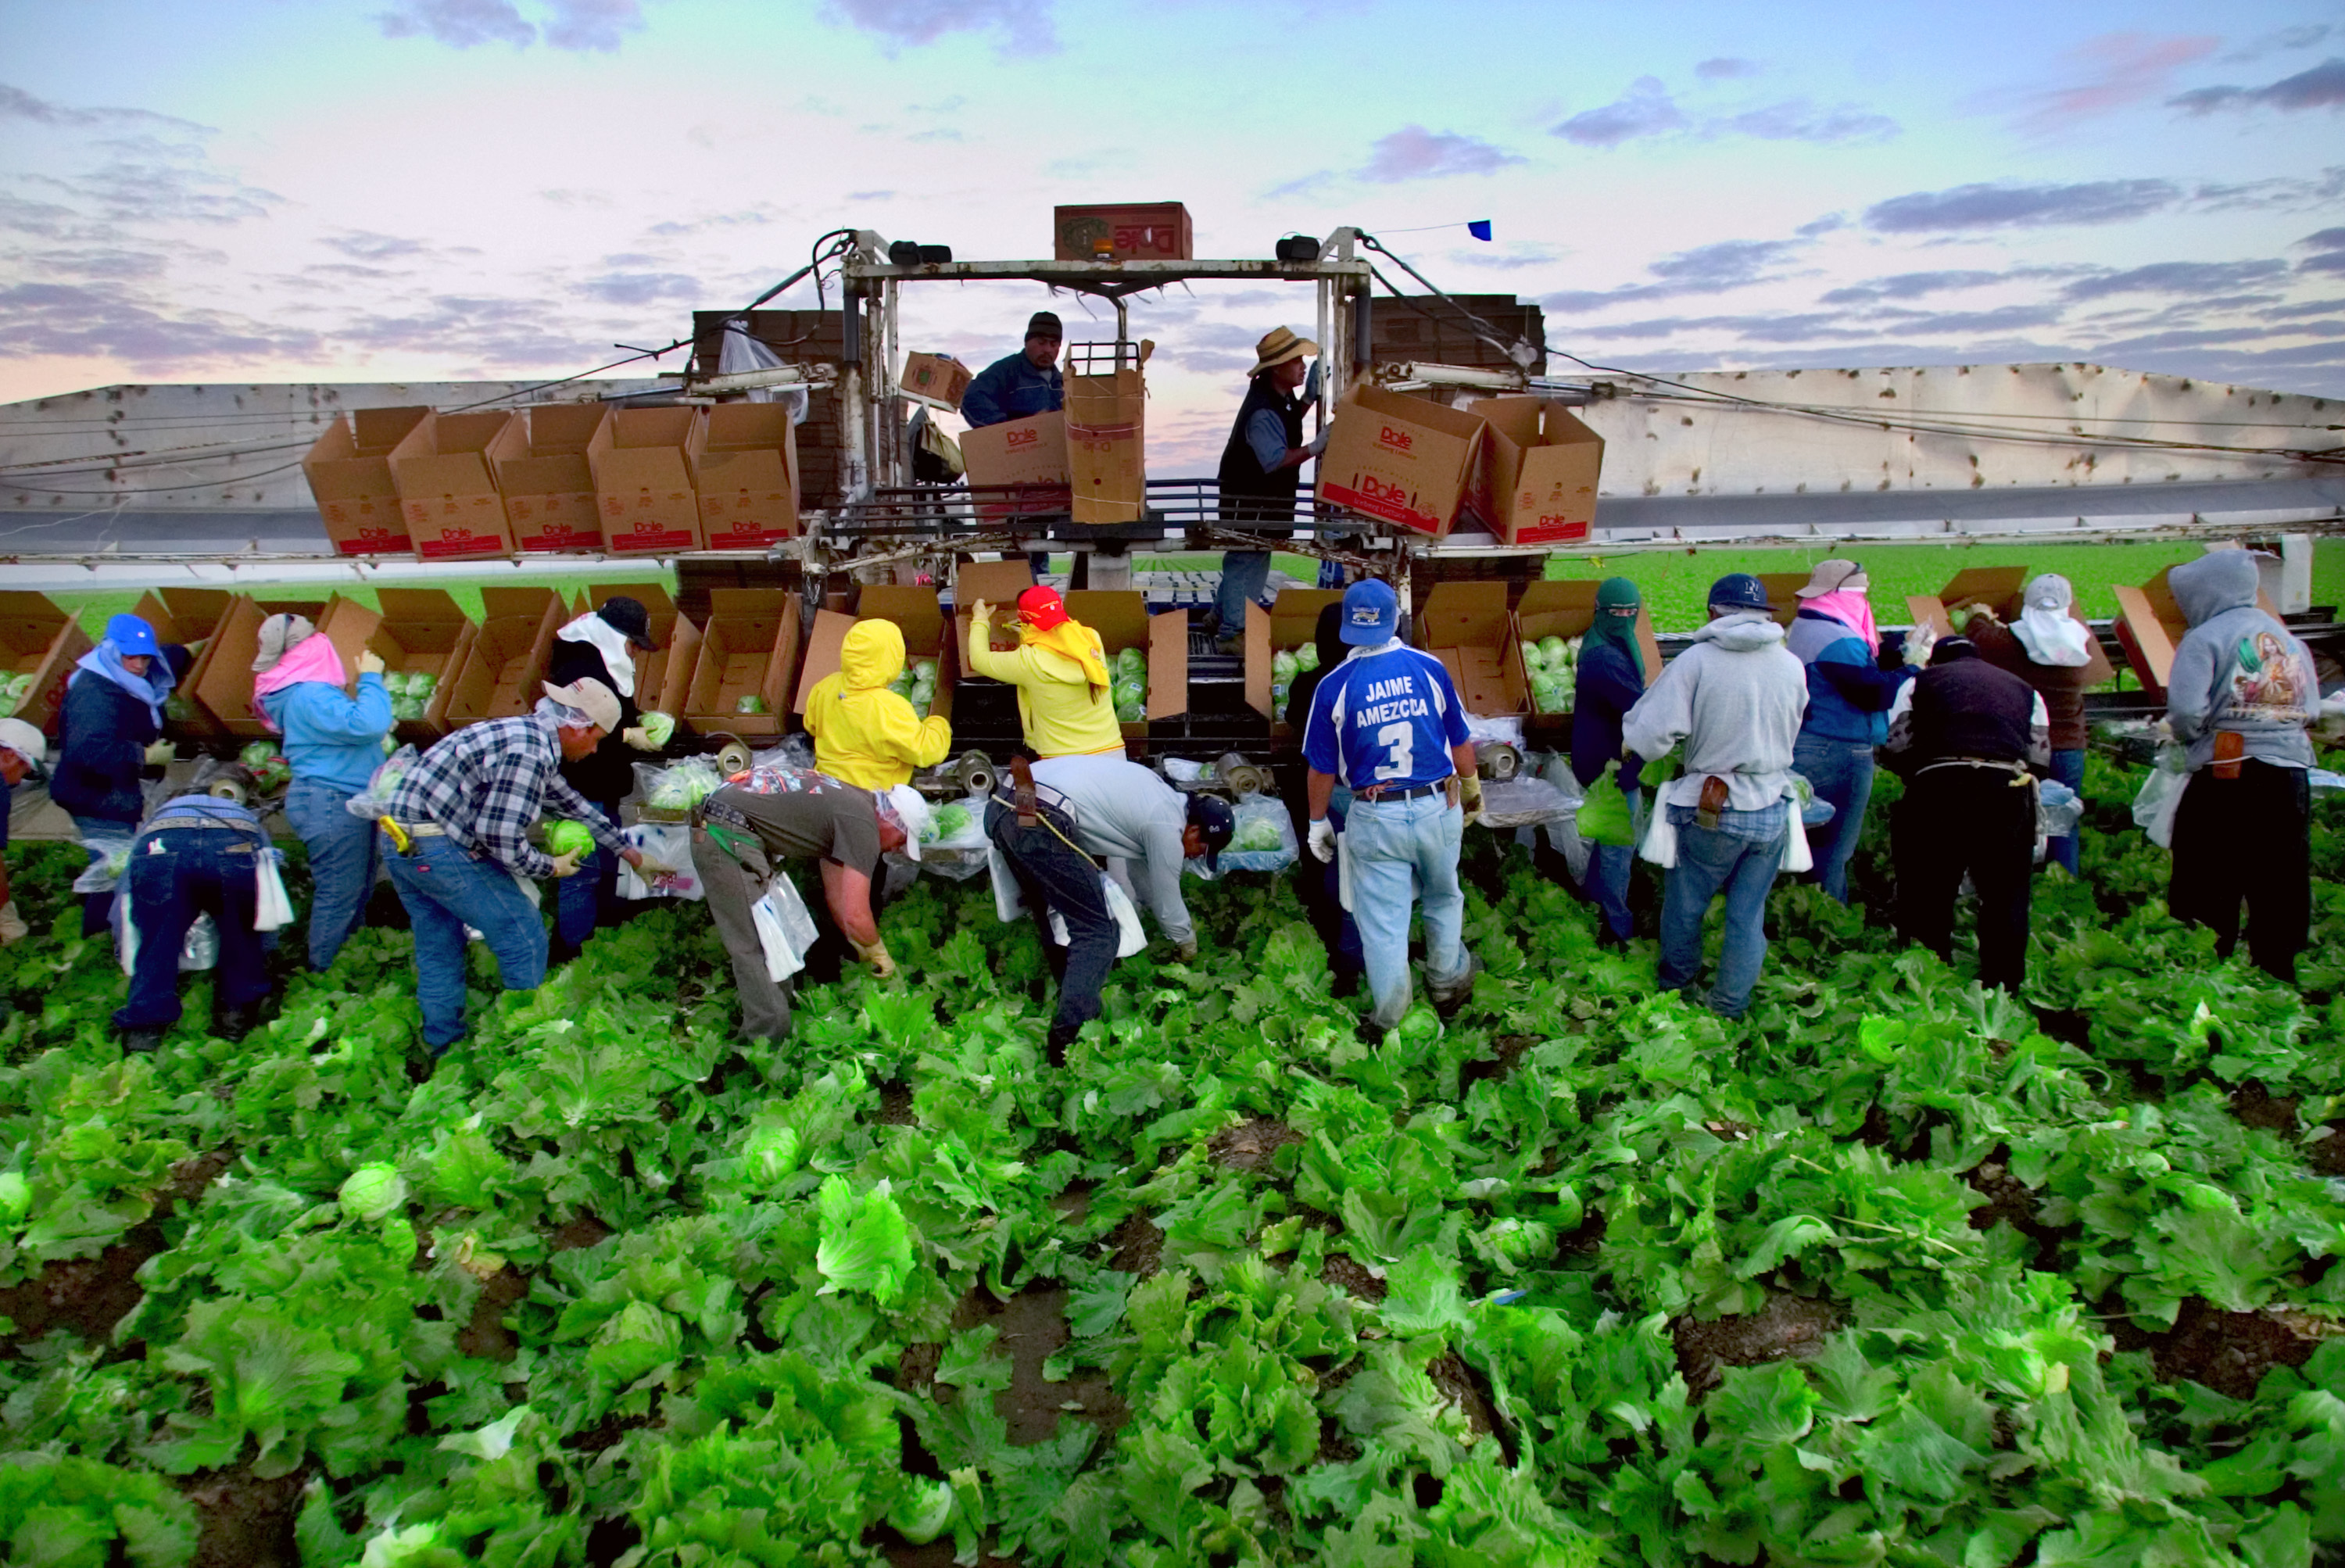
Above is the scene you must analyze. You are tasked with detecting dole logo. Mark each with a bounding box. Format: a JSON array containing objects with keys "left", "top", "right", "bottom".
[
  {"left": 1377, "top": 425, "right": 1413, "bottom": 452},
  {"left": 1359, "top": 474, "right": 1412, "bottom": 502},
  {"left": 1007, "top": 429, "right": 1038, "bottom": 449}
]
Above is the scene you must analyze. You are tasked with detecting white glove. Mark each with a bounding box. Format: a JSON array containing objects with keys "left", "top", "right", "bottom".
[
  {"left": 1908, "top": 622, "right": 1938, "bottom": 669},
  {"left": 1305, "top": 428, "right": 1330, "bottom": 458},
  {"left": 0, "top": 901, "right": 27, "bottom": 946},
  {"left": 621, "top": 726, "right": 659, "bottom": 752},
  {"left": 357, "top": 650, "right": 387, "bottom": 677},
  {"left": 549, "top": 850, "right": 585, "bottom": 879},
  {"left": 1308, "top": 818, "right": 1337, "bottom": 863},
  {"left": 144, "top": 739, "right": 175, "bottom": 765}
]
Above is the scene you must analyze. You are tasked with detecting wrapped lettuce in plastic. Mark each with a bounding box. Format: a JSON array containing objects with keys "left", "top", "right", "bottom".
[
  {"left": 1292, "top": 643, "right": 1319, "bottom": 672},
  {"left": 735, "top": 694, "right": 769, "bottom": 716},
  {"left": 639, "top": 711, "right": 675, "bottom": 747},
  {"left": 543, "top": 819, "right": 595, "bottom": 857}
]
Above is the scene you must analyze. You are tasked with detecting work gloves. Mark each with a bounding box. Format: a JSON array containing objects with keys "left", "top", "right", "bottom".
[
  {"left": 357, "top": 650, "right": 387, "bottom": 677},
  {"left": 852, "top": 936, "right": 897, "bottom": 979},
  {"left": 1908, "top": 622, "right": 1939, "bottom": 669},
  {"left": 1308, "top": 818, "right": 1337, "bottom": 863},
  {"left": 1305, "top": 429, "right": 1330, "bottom": 459},
  {"left": 548, "top": 850, "right": 585, "bottom": 879},
  {"left": 0, "top": 901, "right": 27, "bottom": 946},
  {"left": 1459, "top": 774, "right": 1484, "bottom": 828},
  {"left": 621, "top": 727, "right": 660, "bottom": 752},
  {"left": 144, "top": 739, "right": 176, "bottom": 766}
]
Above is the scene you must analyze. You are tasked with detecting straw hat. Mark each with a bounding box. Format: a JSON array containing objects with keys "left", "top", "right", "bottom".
[{"left": 1248, "top": 326, "right": 1319, "bottom": 376}]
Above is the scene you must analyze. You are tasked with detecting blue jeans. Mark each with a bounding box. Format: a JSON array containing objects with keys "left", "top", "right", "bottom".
[
  {"left": 1658, "top": 804, "right": 1786, "bottom": 1020},
  {"left": 1345, "top": 791, "right": 1469, "bottom": 1029},
  {"left": 381, "top": 834, "right": 546, "bottom": 1049},
  {"left": 985, "top": 799, "right": 1119, "bottom": 1036},
  {"left": 113, "top": 827, "right": 271, "bottom": 1030},
  {"left": 554, "top": 799, "right": 622, "bottom": 953},
  {"left": 2046, "top": 747, "right": 2084, "bottom": 875},
  {"left": 1792, "top": 734, "right": 1874, "bottom": 904},
  {"left": 1584, "top": 787, "right": 1645, "bottom": 940},
  {"left": 284, "top": 778, "right": 376, "bottom": 971},
  {"left": 1215, "top": 550, "right": 1273, "bottom": 637}
]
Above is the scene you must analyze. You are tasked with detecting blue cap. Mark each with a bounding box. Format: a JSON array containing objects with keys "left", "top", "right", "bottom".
[
  {"left": 1707, "top": 574, "right": 1770, "bottom": 612},
  {"left": 1339, "top": 578, "right": 1400, "bottom": 645},
  {"left": 105, "top": 614, "right": 160, "bottom": 657}
]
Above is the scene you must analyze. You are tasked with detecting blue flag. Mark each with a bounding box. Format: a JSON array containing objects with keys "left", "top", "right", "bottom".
[{"left": 1466, "top": 220, "right": 1493, "bottom": 242}]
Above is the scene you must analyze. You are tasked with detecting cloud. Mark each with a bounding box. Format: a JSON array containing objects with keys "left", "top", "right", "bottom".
[
  {"left": 1863, "top": 178, "right": 2179, "bottom": 232},
  {"left": 2171, "top": 55, "right": 2345, "bottom": 115},
  {"left": 1695, "top": 57, "right": 1758, "bottom": 80},
  {"left": 1446, "top": 242, "right": 1566, "bottom": 270},
  {"left": 2189, "top": 165, "right": 2345, "bottom": 213},
  {"left": 33, "top": 153, "right": 283, "bottom": 227},
  {"left": 847, "top": 188, "right": 896, "bottom": 201},
  {"left": 1795, "top": 213, "right": 1848, "bottom": 238},
  {"left": 2221, "top": 24, "right": 2332, "bottom": 63},
  {"left": 374, "top": 0, "right": 647, "bottom": 51},
  {"left": 580, "top": 270, "right": 700, "bottom": 306},
  {"left": 0, "top": 84, "right": 209, "bottom": 134},
  {"left": 1820, "top": 270, "right": 2011, "bottom": 305},
  {"left": 2007, "top": 32, "right": 2217, "bottom": 133},
  {"left": 1359, "top": 125, "right": 1524, "bottom": 182},
  {"left": 1553, "top": 77, "right": 1688, "bottom": 147},
  {"left": 1553, "top": 76, "right": 1896, "bottom": 148},
  {"left": 320, "top": 231, "right": 434, "bottom": 262},
  {"left": 1716, "top": 99, "right": 1896, "bottom": 144},
  {"left": 822, "top": 0, "right": 1055, "bottom": 54},
  {"left": 1542, "top": 237, "right": 1806, "bottom": 313},
  {"left": 541, "top": 0, "right": 646, "bottom": 50},
  {"left": 2265, "top": 295, "right": 2345, "bottom": 317},
  {"left": 0, "top": 280, "right": 322, "bottom": 369},
  {"left": 2059, "top": 259, "right": 2289, "bottom": 301},
  {"left": 538, "top": 188, "right": 612, "bottom": 207}
]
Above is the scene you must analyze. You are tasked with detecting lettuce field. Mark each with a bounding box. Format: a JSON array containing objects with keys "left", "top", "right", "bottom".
[{"left": 2, "top": 747, "right": 2343, "bottom": 1568}]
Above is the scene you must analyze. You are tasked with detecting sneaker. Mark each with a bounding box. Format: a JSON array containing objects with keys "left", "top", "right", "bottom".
[{"left": 119, "top": 1026, "right": 164, "bottom": 1054}]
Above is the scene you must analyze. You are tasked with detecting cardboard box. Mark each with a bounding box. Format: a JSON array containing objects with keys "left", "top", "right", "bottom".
[
  {"left": 1512, "top": 580, "right": 1661, "bottom": 726},
  {"left": 302, "top": 406, "right": 431, "bottom": 556},
  {"left": 959, "top": 410, "right": 1071, "bottom": 518},
  {"left": 1416, "top": 581, "right": 1526, "bottom": 721},
  {"left": 1065, "top": 343, "right": 1149, "bottom": 526},
  {"left": 1053, "top": 202, "right": 1194, "bottom": 262},
  {"left": 1065, "top": 590, "right": 1187, "bottom": 738},
  {"left": 2114, "top": 554, "right": 2283, "bottom": 696},
  {"left": 1470, "top": 396, "right": 1606, "bottom": 546},
  {"left": 900, "top": 352, "right": 972, "bottom": 408},
  {"left": 793, "top": 586, "right": 957, "bottom": 723},
  {"left": 443, "top": 586, "right": 565, "bottom": 725},
  {"left": 692, "top": 402, "right": 799, "bottom": 550},
  {"left": 131, "top": 589, "right": 234, "bottom": 739},
  {"left": 310, "top": 588, "right": 476, "bottom": 743},
  {"left": 1907, "top": 567, "right": 2115, "bottom": 686},
  {"left": 952, "top": 559, "right": 1040, "bottom": 668},
  {"left": 1319, "top": 384, "right": 1490, "bottom": 539},
  {"left": 0, "top": 592, "right": 93, "bottom": 736},
  {"left": 491, "top": 403, "right": 609, "bottom": 553},
  {"left": 681, "top": 589, "right": 800, "bottom": 739},
  {"left": 592, "top": 406, "right": 704, "bottom": 555},
  {"left": 193, "top": 594, "right": 331, "bottom": 737},
  {"left": 574, "top": 583, "right": 700, "bottom": 714},
  {"left": 1244, "top": 588, "right": 1344, "bottom": 728},
  {"left": 1756, "top": 574, "right": 1812, "bottom": 627},
  {"left": 390, "top": 410, "right": 519, "bottom": 560}
]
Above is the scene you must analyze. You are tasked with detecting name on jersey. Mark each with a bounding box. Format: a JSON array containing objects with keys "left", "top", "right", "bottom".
[{"left": 1352, "top": 674, "right": 1431, "bottom": 729}]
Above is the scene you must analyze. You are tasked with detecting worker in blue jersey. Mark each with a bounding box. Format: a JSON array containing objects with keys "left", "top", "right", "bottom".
[{"left": 1301, "top": 578, "right": 1483, "bottom": 1031}]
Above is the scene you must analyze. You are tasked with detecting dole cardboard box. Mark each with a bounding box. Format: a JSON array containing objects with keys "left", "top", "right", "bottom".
[
  {"left": 302, "top": 406, "right": 431, "bottom": 556},
  {"left": 691, "top": 402, "right": 798, "bottom": 550},
  {"left": 900, "top": 352, "right": 972, "bottom": 408},
  {"left": 1470, "top": 396, "right": 1605, "bottom": 546},
  {"left": 193, "top": 594, "right": 331, "bottom": 738},
  {"left": 1756, "top": 574, "right": 1811, "bottom": 628},
  {"left": 132, "top": 588, "right": 234, "bottom": 739},
  {"left": 321, "top": 588, "right": 476, "bottom": 743},
  {"left": 591, "top": 406, "right": 704, "bottom": 555},
  {"left": 2114, "top": 552, "right": 2282, "bottom": 697},
  {"left": 959, "top": 411, "right": 1071, "bottom": 519},
  {"left": 950, "top": 559, "right": 1037, "bottom": 736},
  {"left": 681, "top": 588, "right": 800, "bottom": 739},
  {"left": 491, "top": 403, "right": 608, "bottom": 553},
  {"left": 1908, "top": 567, "right": 2115, "bottom": 686},
  {"left": 1065, "top": 341, "right": 1149, "bottom": 526},
  {"left": 1318, "top": 384, "right": 1489, "bottom": 540},
  {"left": 1065, "top": 589, "right": 1187, "bottom": 738},
  {"left": 1416, "top": 580, "right": 1527, "bottom": 721},
  {"left": 1244, "top": 588, "right": 1343, "bottom": 730},
  {"left": 442, "top": 586, "right": 564, "bottom": 725},
  {"left": 391, "top": 410, "right": 520, "bottom": 561},
  {"left": 575, "top": 582, "right": 700, "bottom": 714},
  {"left": 793, "top": 585, "right": 956, "bottom": 723},
  {"left": 0, "top": 592, "right": 93, "bottom": 737},
  {"left": 1513, "top": 579, "right": 1660, "bottom": 729},
  {"left": 1053, "top": 202, "right": 1193, "bottom": 262}
]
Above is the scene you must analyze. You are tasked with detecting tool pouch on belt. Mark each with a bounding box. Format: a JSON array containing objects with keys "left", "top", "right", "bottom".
[
  {"left": 1695, "top": 775, "right": 1730, "bottom": 832},
  {"left": 1010, "top": 756, "right": 1040, "bottom": 829},
  {"left": 2211, "top": 729, "right": 2246, "bottom": 780}
]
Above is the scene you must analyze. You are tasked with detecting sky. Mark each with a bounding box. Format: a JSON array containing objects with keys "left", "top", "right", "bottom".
[{"left": 2, "top": 0, "right": 2343, "bottom": 471}]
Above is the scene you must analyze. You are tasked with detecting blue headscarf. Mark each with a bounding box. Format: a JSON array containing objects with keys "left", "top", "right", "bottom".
[{"left": 72, "top": 614, "right": 176, "bottom": 729}]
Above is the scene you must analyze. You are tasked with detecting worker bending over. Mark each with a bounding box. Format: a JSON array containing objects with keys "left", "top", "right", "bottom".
[
  {"left": 1032, "top": 751, "right": 1234, "bottom": 961},
  {"left": 965, "top": 585, "right": 1126, "bottom": 760},
  {"left": 112, "top": 783, "right": 277, "bottom": 1053},
  {"left": 378, "top": 678, "right": 646, "bottom": 1058},
  {"left": 984, "top": 759, "right": 1118, "bottom": 1064},
  {"left": 1301, "top": 578, "right": 1482, "bottom": 1031},
  {"left": 804, "top": 620, "right": 954, "bottom": 788},
  {"left": 546, "top": 596, "right": 666, "bottom": 961}
]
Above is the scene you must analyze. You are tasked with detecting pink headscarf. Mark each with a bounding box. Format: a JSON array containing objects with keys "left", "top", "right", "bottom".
[
  {"left": 1801, "top": 589, "right": 1878, "bottom": 653},
  {"left": 251, "top": 635, "right": 349, "bottom": 732}
]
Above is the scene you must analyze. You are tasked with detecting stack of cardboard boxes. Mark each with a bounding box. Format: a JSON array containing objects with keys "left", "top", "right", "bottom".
[{"left": 1315, "top": 385, "right": 1607, "bottom": 544}]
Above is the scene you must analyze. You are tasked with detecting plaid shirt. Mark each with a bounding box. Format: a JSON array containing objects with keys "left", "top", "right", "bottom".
[{"left": 385, "top": 714, "right": 619, "bottom": 876}]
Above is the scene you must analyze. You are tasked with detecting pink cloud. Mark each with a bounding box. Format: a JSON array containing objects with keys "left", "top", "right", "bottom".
[{"left": 2014, "top": 31, "right": 2220, "bottom": 133}]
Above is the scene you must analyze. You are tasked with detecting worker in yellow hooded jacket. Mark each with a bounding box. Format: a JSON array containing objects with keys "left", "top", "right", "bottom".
[
  {"left": 966, "top": 585, "right": 1126, "bottom": 759},
  {"left": 802, "top": 620, "right": 954, "bottom": 789}
]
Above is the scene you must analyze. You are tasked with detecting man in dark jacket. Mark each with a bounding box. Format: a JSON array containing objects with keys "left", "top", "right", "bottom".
[
  {"left": 52, "top": 616, "right": 191, "bottom": 936},
  {"left": 960, "top": 312, "right": 1064, "bottom": 429},
  {"left": 1569, "top": 578, "right": 1649, "bottom": 944},
  {"left": 545, "top": 596, "right": 664, "bottom": 960},
  {"left": 1881, "top": 637, "right": 2050, "bottom": 993},
  {"left": 1283, "top": 601, "right": 1361, "bottom": 991},
  {"left": 1213, "top": 328, "right": 1328, "bottom": 650}
]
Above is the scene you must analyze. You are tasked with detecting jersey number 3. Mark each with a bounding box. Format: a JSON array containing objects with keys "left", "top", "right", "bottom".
[{"left": 1373, "top": 722, "right": 1414, "bottom": 781}]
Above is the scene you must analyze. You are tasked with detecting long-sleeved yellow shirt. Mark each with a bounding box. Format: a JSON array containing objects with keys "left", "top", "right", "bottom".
[
  {"left": 804, "top": 620, "right": 954, "bottom": 789},
  {"left": 965, "top": 614, "right": 1127, "bottom": 759}
]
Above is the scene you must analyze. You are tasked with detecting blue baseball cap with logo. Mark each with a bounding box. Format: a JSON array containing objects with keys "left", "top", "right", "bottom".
[
  {"left": 1706, "top": 574, "right": 1771, "bottom": 613},
  {"left": 105, "top": 614, "right": 161, "bottom": 657},
  {"left": 1338, "top": 578, "right": 1400, "bottom": 646}
]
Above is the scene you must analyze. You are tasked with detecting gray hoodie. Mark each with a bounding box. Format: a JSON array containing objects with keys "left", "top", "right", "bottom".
[
  {"left": 2168, "top": 551, "right": 2315, "bottom": 771},
  {"left": 1623, "top": 610, "right": 1810, "bottom": 811}
]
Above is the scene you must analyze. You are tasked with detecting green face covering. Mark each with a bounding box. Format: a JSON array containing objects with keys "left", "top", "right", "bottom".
[{"left": 1588, "top": 577, "right": 1644, "bottom": 682}]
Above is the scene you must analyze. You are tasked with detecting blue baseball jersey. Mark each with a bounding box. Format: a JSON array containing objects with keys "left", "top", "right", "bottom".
[{"left": 1302, "top": 646, "right": 1472, "bottom": 789}]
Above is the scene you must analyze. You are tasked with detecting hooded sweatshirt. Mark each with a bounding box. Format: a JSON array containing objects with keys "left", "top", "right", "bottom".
[
  {"left": 2167, "top": 551, "right": 2316, "bottom": 771},
  {"left": 1622, "top": 610, "right": 1810, "bottom": 812},
  {"left": 966, "top": 613, "right": 1126, "bottom": 759},
  {"left": 804, "top": 620, "right": 954, "bottom": 789}
]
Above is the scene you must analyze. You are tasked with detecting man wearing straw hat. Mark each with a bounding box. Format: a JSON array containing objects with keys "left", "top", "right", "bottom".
[{"left": 1213, "top": 327, "right": 1330, "bottom": 650}]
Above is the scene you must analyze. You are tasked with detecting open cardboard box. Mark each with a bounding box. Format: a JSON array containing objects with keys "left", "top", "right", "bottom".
[
  {"left": 131, "top": 589, "right": 234, "bottom": 739},
  {"left": 442, "top": 586, "right": 564, "bottom": 725},
  {"left": 571, "top": 583, "right": 700, "bottom": 714},
  {"left": 951, "top": 559, "right": 1040, "bottom": 668},
  {"left": 0, "top": 592, "right": 94, "bottom": 736},
  {"left": 491, "top": 403, "right": 609, "bottom": 553},
  {"left": 1470, "top": 396, "right": 1606, "bottom": 546},
  {"left": 302, "top": 406, "right": 431, "bottom": 556},
  {"left": 1318, "top": 384, "right": 1490, "bottom": 539},
  {"left": 1065, "top": 589, "right": 1187, "bottom": 737},
  {"left": 314, "top": 589, "right": 477, "bottom": 743},
  {"left": 1416, "top": 581, "right": 1527, "bottom": 721},
  {"left": 793, "top": 585, "right": 957, "bottom": 723},
  {"left": 1244, "top": 588, "right": 1344, "bottom": 731},
  {"left": 2114, "top": 552, "right": 2284, "bottom": 698},
  {"left": 681, "top": 589, "right": 800, "bottom": 739},
  {"left": 959, "top": 411, "right": 1071, "bottom": 520},
  {"left": 391, "top": 410, "right": 519, "bottom": 560},
  {"left": 1065, "top": 341, "right": 1149, "bottom": 526},
  {"left": 693, "top": 402, "right": 799, "bottom": 550},
  {"left": 1908, "top": 567, "right": 2115, "bottom": 686},
  {"left": 592, "top": 406, "right": 705, "bottom": 555},
  {"left": 192, "top": 594, "right": 331, "bottom": 737},
  {"left": 900, "top": 352, "right": 972, "bottom": 409},
  {"left": 1513, "top": 580, "right": 1661, "bottom": 728}
]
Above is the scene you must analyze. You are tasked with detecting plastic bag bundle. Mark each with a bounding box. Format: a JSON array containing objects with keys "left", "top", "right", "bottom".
[
  {"left": 2131, "top": 743, "right": 2189, "bottom": 848},
  {"left": 638, "top": 757, "right": 723, "bottom": 816},
  {"left": 345, "top": 745, "right": 422, "bottom": 820},
  {"left": 72, "top": 830, "right": 136, "bottom": 896},
  {"left": 616, "top": 823, "right": 702, "bottom": 900},
  {"left": 2036, "top": 780, "right": 2082, "bottom": 839},
  {"left": 1212, "top": 792, "right": 1298, "bottom": 874},
  {"left": 1475, "top": 776, "right": 1580, "bottom": 831}
]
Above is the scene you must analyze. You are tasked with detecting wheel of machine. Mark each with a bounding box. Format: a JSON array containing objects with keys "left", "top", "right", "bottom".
[
  {"left": 708, "top": 733, "right": 755, "bottom": 776},
  {"left": 954, "top": 750, "right": 997, "bottom": 797},
  {"left": 1216, "top": 751, "right": 1266, "bottom": 797},
  {"left": 1474, "top": 741, "right": 1522, "bottom": 782}
]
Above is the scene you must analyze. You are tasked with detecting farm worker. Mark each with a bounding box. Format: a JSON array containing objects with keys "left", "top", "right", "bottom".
[
  {"left": 1967, "top": 575, "right": 2094, "bottom": 875},
  {"left": 51, "top": 614, "right": 193, "bottom": 938},
  {"left": 1213, "top": 327, "right": 1328, "bottom": 651},
  {"left": 378, "top": 678, "right": 648, "bottom": 1058},
  {"left": 689, "top": 768, "right": 907, "bottom": 1049},
  {"left": 1570, "top": 577, "right": 1651, "bottom": 947},
  {"left": 250, "top": 613, "right": 392, "bottom": 972},
  {"left": 1880, "top": 636, "right": 2050, "bottom": 993},
  {"left": 1031, "top": 752, "right": 1233, "bottom": 961},
  {"left": 2164, "top": 550, "right": 2320, "bottom": 983},
  {"left": 983, "top": 758, "right": 1119, "bottom": 1064},
  {"left": 110, "top": 784, "right": 277, "bottom": 1054},
  {"left": 1622, "top": 574, "right": 1810, "bottom": 1022},
  {"left": 1301, "top": 578, "right": 1483, "bottom": 1032},
  {"left": 1785, "top": 560, "right": 1920, "bottom": 904},
  {"left": 803, "top": 619, "right": 953, "bottom": 789},
  {"left": 546, "top": 596, "right": 665, "bottom": 963},
  {"left": 1285, "top": 601, "right": 1362, "bottom": 993},
  {"left": 965, "top": 585, "right": 1126, "bottom": 760},
  {"left": 961, "top": 311, "right": 1064, "bottom": 580},
  {"left": 0, "top": 718, "right": 50, "bottom": 944}
]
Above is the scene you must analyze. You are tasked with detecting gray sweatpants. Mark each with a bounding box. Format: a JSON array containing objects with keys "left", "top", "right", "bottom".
[{"left": 689, "top": 823, "right": 793, "bottom": 1044}]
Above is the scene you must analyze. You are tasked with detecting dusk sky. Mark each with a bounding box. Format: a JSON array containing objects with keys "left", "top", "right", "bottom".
[{"left": 4, "top": 0, "right": 2343, "bottom": 469}]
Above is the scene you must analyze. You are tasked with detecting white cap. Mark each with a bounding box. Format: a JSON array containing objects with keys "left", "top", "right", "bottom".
[
  {"left": 541, "top": 677, "right": 621, "bottom": 732},
  {"left": 0, "top": 717, "right": 47, "bottom": 779}
]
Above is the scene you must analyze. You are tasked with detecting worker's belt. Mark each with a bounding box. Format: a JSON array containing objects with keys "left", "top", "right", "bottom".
[
  {"left": 147, "top": 818, "right": 255, "bottom": 831},
  {"left": 376, "top": 818, "right": 447, "bottom": 856},
  {"left": 1352, "top": 781, "right": 1444, "bottom": 803},
  {"left": 1917, "top": 757, "right": 2031, "bottom": 779}
]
